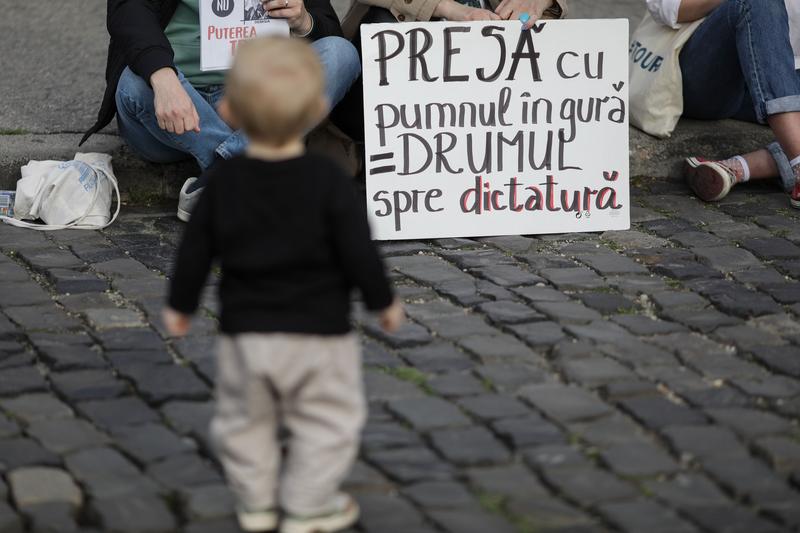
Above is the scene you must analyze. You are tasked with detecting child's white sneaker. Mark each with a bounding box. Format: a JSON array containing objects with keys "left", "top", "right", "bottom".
[
  {"left": 237, "top": 506, "right": 279, "bottom": 532},
  {"left": 177, "top": 177, "right": 202, "bottom": 222},
  {"left": 280, "top": 494, "right": 359, "bottom": 533}
]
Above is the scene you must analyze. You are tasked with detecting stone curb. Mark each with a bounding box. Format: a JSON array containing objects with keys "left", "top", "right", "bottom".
[{"left": 0, "top": 119, "right": 774, "bottom": 204}]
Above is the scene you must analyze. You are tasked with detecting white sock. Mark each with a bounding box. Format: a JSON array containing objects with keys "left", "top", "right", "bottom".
[{"left": 733, "top": 155, "right": 750, "bottom": 182}]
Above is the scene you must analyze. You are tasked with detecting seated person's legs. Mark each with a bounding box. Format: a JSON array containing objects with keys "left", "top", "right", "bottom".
[
  {"left": 678, "top": 0, "right": 800, "bottom": 204},
  {"left": 115, "top": 67, "right": 246, "bottom": 170}
]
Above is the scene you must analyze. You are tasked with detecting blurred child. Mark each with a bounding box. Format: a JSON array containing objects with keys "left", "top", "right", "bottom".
[{"left": 163, "top": 36, "right": 403, "bottom": 533}]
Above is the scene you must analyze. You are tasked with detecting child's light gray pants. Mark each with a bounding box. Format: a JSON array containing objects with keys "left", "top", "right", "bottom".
[{"left": 211, "top": 333, "right": 365, "bottom": 515}]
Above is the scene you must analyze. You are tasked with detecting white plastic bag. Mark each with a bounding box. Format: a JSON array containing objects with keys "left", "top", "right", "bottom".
[
  {"left": 1, "top": 153, "right": 120, "bottom": 230},
  {"left": 629, "top": 14, "right": 705, "bottom": 138}
]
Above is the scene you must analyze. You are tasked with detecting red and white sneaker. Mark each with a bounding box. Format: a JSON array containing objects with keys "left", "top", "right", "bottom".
[
  {"left": 791, "top": 181, "right": 800, "bottom": 209},
  {"left": 684, "top": 157, "right": 738, "bottom": 202}
]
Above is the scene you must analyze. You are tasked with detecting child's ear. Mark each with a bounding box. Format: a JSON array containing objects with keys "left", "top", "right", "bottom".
[{"left": 218, "top": 96, "right": 240, "bottom": 130}]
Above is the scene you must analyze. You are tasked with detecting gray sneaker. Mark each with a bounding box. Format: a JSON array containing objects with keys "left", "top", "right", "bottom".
[{"left": 177, "top": 177, "right": 201, "bottom": 222}]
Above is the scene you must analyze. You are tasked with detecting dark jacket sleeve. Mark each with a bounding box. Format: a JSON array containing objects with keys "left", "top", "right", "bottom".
[
  {"left": 328, "top": 171, "right": 394, "bottom": 311},
  {"left": 168, "top": 177, "right": 217, "bottom": 314},
  {"left": 107, "top": 0, "right": 175, "bottom": 84},
  {"left": 305, "top": 0, "right": 344, "bottom": 40}
]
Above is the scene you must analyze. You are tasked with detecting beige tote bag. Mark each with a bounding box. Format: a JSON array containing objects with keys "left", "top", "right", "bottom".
[{"left": 629, "top": 14, "right": 705, "bottom": 138}]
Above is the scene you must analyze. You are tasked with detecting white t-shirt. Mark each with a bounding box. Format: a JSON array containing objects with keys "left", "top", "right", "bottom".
[{"left": 645, "top": 0, "right": 800, "bottom": 68}]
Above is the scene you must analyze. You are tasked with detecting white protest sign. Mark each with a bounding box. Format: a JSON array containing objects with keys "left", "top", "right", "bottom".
[
  {"left": 200, "top": 0, "right": 289, "bottom": 71},
  {"left": 361, "top": 19, "right": 630, "bottom": 240}
]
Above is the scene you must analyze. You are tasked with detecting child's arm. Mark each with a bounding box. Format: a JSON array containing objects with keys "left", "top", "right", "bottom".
[
  {"left": 329, "top": 173, "right": 400, "bottom": 328},
  {"left": 165, "top": 180, "right": 217, "bottom": 336}
]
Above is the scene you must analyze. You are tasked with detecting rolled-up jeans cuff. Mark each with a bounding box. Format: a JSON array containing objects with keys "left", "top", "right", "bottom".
[
  {"left": 766, "top": 141, "right": 796, "bottom": 192},
  {"left": 215, "top": 131, "right": 248, "bottom": 162},
  {"left": 765, "top": 95, "right": 800, "bottom": 117}
]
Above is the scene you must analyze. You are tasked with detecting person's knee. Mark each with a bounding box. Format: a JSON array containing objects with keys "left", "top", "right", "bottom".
[
  {"left": 115, "top": 67, "right": 152, "bottom": 115},
  {"left": 731, "top": 0, "right": 786, "bottom": 23},
  {"left": 316, "top": 37, "right": 362, "bottom": 86}
]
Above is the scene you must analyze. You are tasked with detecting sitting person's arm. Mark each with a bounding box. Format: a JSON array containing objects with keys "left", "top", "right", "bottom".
[
  {"left": 646, "top": 0, "right": 722, "bottom": 28},
  {"left": 352, "top": 0, "right": 564, "bottom": 24}
]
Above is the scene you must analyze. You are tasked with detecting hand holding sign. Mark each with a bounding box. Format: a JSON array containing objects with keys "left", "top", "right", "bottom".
[
  {"left": 496, "top": 0, "right": 552, "bottom": 29},
  {"left": 262, "top": 0, "right": 313, "bottom": 34}
]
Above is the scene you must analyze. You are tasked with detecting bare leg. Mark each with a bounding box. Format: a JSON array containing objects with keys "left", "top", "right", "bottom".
[
  {"left": 767, "top": 112, "right": 800, "bottom": 162},
  {"left": 741, "top": 148, "right": 779, "bottom": 180}
]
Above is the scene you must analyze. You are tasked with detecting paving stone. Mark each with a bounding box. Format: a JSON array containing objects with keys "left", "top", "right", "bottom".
[
  {"left": 92, "top": 258, "right": 156, "bottom": 279},
  {"left": 611, "top": 315, "right": 687, "bottom": 336},
  {"left": 119, "top": 363, "right": 210, "bottom": 404},
  {"left": 356, "top": 492, "right": 433, "bottom": 532},
  {"left": 542, "top": 466, "right": 638, "bottom": 505},
  {"left": 539, "top": 267, "right": 605, "bottom": 290},
  {"left": 361, "top": 421, "right": 423, "bottom": 451},
  {"left": 661, "top": 425, "right": 749, "bottom": 461},
  {"left": 50, "top": 370, "right": 128, "bottom": 401},
  {"left": 111, "top": 423, "right": 196, "bottom": 464},
  {"left": 21, "top": 501, "right": 79, "bottom": 533},
  {"left": 365, "top": 370, "right": 424, "bottom": 402},
  {"left": 0, "top": 413, "right": 19, "bottom": 439},
  {"left": 575, "top": 252, "right": 649, "bottom": 276},
  {"left": 473, "top": 363, "right": 549, "bottom": 393},
  {"left": 402, "top": 480, "right": 475, "bottom": 508},
  {"left": 37, "top": 344, "right": 107, "bottom": 371},
  {"left": 650, "top": 290, "right": 709, "bottom": 310},
  {"left": 754, "top": 436, "right": 800, "bottom": 477},
  {"left": 670, "top": 230, "right": 726, "bottom": 248},
  {"left": 3, "top": 305, "right": 82, "bottom": 331},
  {"left": 65, "top": 447, "right": 159, "bottom": 498},
  {"left": 600, "top": 499, "right": 699, "bottom": 533},
  {"left": 46, "top": 269, "right": 109, "bottom": 294},
  {"left": 705, "top": 407, "right": 792, "bottom": 439},
  {"left": 456, "top": 334, "right": 536, "bottom": 363},
  {"left": 0, "top": 282, "right": 52, "bottom": 307},
  {"left": 28, "top": 331, "right": 92, "bottom": 348},
  {"left": 26, "top": 418, "right": 109, "bottom": 454},
  {"left": 107, "top": 350, "right": 174, "bottom": 373},
  {"left": 471, "top": 264, "right": 543, "bottom": 287},
  {"left": 731, "top": 267, "right": 788, "bottom": 286},
  {"left": 520, "top": 384, "right": 613, "bottom": 423},
  {"left": 367, "top": 446, "right": 454, "bottom": 483},
  {"left": 652, "top": 259, "right": 724, "bottom": 281},
  {"left": 532, "top": 301, "right": 603, "bottom": 324},
  {"left": 77, "top": 396, "right": 160, "bottom": 429},
  {"left": 182, "top": 484, "right": 235, "bottom": 521},
  {"left": 160, "top": 401, "right": 214, "bottom": 445},
  {"left": 490, "top": 415, "right": 566, "bottom": 449},
  {"left": 511, "top": 285, "right": 570, "bottom": 303},
  {"left": 660, "top": 307, "right": 741, "bottom": 333},
  {"left": 387, "top": 397, "right": 470, "bottom": 431},
  {"left": 0, "top": 394, "right": 73, "bottom": 423},
  {"left": 95, "top": 329, "right": 166, "bottom": 352},
  {"left": 400, "top": 343, "right": 473, "bottom": 373},
  {"left": 0, "top": 438, "right": 60, "bottom": 471},
  {"left": 731, "top": 374, "right": 800, "bottom": 399},
  {"left": 563, "top": 321, "right": 636, "bottom": 345},
  {"left": 91, "top": 494, "right": 177, "bottom": 533},
  {"left": 427, "top": 372, "right": 486, "bottom": 397},
  {"left": 704, "top": 455, "right": 793, "bottom": 503},
  {"left": 749, "top": 345, "right": 800, "bottom": 378},
  {"left": 475, "top": 300, "right": 543, "bottom": 324},
  {"left": 429, "top": 426, "right": 510, "bottom": 466},
  {"left": 739, "top": 236, "right": 800, "bottom": 260},
  {"left": 603, "top": 229, "right": 669, "bottom": 248},
  {"left": 576, "top": 292, "right": 637, "bottom": 315},
  {"left": 693, "top": 246, "right": 762, "bottom": 272},
  {"left": 0, "top": 366, "right": 47, "bottom": 396},
  {"left": 568, "top": 415, "right": 649, "bottom": 448},
  {"left": 695, "top": 284, "right": 783, "bottom": 318},
  {"left": 642, "top": 473, "right": 730, "bottom": 508},
  {"left": 456, "top": 394, "right": 530, "bottom": 421},
  {"left": 712, "top": 324, "right": 785, "bottom": 351},
  {"left": 427, "top": 508, "right": 516, "bottom": 533},
  {"left": 619, "top": 396, "right": 707, "bottom": 430},
  {"left": 146, "top": 453, "right": 222, "bottom": 491},
  {"left": 16, "top": 248, "right": 84, "bottom": 272},
  {"left": 362, "top": 321, "right": 432, "bottom": 348},
  {"left": 683, "top": 505, "right": 785, "bottom": 533},
  {"left": 420, "top": 314, "right": 499, "bottom": 341},
  {"left": 507, "top": 321, "right": 566, "bottom": 348},
  {"left": 559, "top": 357, "right": 634, "bottom": 386},
  {"left": 639, "top": 218, "right": 697, "bottom": 238},
  {"left": 758, "top": 282, "right": 800, "bottom": 304},
  {"left": 600, "top": 441, "right": 679, "bottom": 477},
  {"left": 0, "top": 501, "right": 25, "bottom": 533},
  {"left": 84, "top": 308, "right": 145, "bottom": 330},
  {"left": 8, "top": 467, "right": 82, "bottom": 508}
]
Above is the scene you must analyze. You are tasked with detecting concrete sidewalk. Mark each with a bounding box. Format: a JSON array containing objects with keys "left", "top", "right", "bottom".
[{"left": 0, "top": 0, "right": 775, "bottom": 201}]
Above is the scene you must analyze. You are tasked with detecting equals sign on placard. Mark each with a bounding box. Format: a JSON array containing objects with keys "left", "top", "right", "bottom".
[{"left": 369, "top": 152, "right": 395, "bottom": 175}]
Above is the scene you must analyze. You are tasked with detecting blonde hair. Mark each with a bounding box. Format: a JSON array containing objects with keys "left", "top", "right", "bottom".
[{"left": 226, "top": 37, "right": 327, "bottom": 144}]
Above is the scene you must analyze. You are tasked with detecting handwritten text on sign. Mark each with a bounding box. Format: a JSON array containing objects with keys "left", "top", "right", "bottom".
[{"left": 361, "top": 20, "right": 630, "bottom": 240}]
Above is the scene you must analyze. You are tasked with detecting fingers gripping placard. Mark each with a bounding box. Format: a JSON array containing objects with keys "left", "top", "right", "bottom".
[{"left": 360, "top": 20, "right": 630, "bottom": 240}]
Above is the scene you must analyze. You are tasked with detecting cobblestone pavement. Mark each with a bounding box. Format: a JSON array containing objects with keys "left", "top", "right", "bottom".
[{"left": 2, "top": 175, "right": 800, "bottom": 533}]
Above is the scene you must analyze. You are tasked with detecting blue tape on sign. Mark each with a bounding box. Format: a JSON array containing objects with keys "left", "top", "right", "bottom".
[{"left": 519, "top": 12, "right": 530, "bottom": 25}]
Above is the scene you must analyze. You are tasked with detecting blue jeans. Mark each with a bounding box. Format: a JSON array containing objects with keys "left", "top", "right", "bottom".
[
  {"left": 115, "top": 36, "right": 361, "bottom": 170},
  {"left": 679, "top": 0, "right": 800, "bottom": 191}
]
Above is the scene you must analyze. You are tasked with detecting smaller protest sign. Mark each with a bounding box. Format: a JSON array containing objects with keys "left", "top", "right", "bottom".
[{"left": 200, "top": 0, "right": 289, "bottom": 71}]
